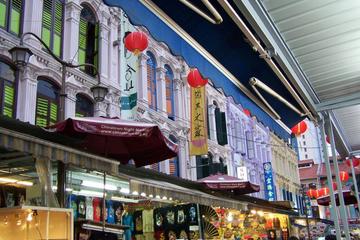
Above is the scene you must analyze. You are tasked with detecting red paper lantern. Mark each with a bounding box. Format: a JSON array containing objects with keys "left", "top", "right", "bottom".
[
  {"left": 326, "top": 136, "right": 330, "bottom": 144},
  {"left": 291, "top": 121, "right": 308, "bottom": 136},
  {"left": 320, "top": 187, "right": 329, "bottom": 196},
  {"left": 187, "top": 68, "right": 207, "bottom": 88},
  {"left": 346, "top": 157, "right": 360, "bottom": 168},
  {"left": 243, "top": 109, "right": 251, "bottom": 117},
  {"left": 306, "top": 189, "right": 316, "bottom": 198},
  {"left": 313, "top": 189, "right": 322, "bottom": 199},
  {"left": 339, "top": 171, "right": 349, "bottom": 182},
  {"left": 124, "top": 31, "right": 148, "bottom": 55}
]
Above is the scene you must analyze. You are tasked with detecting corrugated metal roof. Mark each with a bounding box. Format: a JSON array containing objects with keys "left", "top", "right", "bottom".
[{"left": 259, "top": 0, "right": 360, "bottom": 152}]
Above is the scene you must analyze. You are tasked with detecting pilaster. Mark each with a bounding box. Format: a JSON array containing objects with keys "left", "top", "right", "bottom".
[
  {"left": 156, "top": 66, "right": 167, "bottom": 117},
  {"left": 22, "top": 0, "right": 43, "bottom": 48},
  {"left": 138, "top": 53, "right": 149, "bottom": 104},
  {"left": 99, "top": 22, "right": 110, "bottom": 84},
  {"left": 64, "top": 84, "right": 78, "bottom": 119},
  {"left": 63, "top": 1, "right": 82, "bottom": 63}
]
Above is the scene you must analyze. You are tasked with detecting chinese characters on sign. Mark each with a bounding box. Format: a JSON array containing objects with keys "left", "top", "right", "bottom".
[
  {"left": 189, "top": 86, "right": 208, "bottom": 155},
  {"left": 263, "top": 162, "right": 276, "bottom": 201},
  {"left": 120, "top": 13, "right": 138, "bottom": 120},
  {"left": 237, "top": 166, "right": 248, "bottom": 181}
]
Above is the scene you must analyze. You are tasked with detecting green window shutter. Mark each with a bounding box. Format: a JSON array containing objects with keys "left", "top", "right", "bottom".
[
  {"left": 75, "top": 112, "right": 84, "bottom": 118},
  {"left": 78, "top": 18, "right": 87, "bottom": 69},
  {"left": 53, "top": 1, "right": 63, "bottom": 57},
  {"left": 36, "top": 97, "right": 49, "bottom": 127},
  {"left": 3, "top": 84, "right": 15, "bottom": 117},
  {"left": 41, "top": 0, "right": 52, "bottom": 48},
  {"left": 10, "top": 0, "right": 22, "bottom": 35},
  {"left": 215, "top": 108, "right": 228, "bottom": 146},
  {"left": 49, "top": 102, "right": 58, "bottom": 125},
  {"left": 0, "top": 1, "right": 6, "bottom": 28},
  {"left": 220, "top": 112, "right": 228, "bottom": 145},
  {"left": 94, "top": 23, "right": 99, "bottom": 69}
]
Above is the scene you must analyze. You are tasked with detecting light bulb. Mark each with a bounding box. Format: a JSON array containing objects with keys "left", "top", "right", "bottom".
[{"left": 26, "top": 212, "right": 33, "bottom": 222}]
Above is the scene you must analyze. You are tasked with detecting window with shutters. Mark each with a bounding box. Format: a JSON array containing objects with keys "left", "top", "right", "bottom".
[
  {"left": 78, "top": 4, "right": 99, "bottom": 76},
  {"left": 41, "top": 0, "right": 64, "bottom": 57},
  {"left": 146, "top": 51, "right": 157, "bottom": 110},
  {"left": 75, "top": 94, "right": 93, "bottom": 117},
  {"left": 246, "top": 131, "right": 255, "bottom": 159},
  {"left": 0, "top": 60, "right": 17, "bottom": 118},
  {"left": 169, "top": 156, "right": 179, "bottom": 177},
  {"left": 0, "top": 0, "right": 23, "bottom": 36},
  {"left": 215, "top": 106, "right": 228, "bottom": 146},
  {"left": 196, "top": 153, "right": 212, "bottom": 180},
  {"left": 35, "top": 78, "right": 59, "bottom": 127},
  {"left": 164, "top": 65, "right": 174, "bottom": 119},
  {"left": 150, "top": 162, "right": 160, "bottom": 172}
]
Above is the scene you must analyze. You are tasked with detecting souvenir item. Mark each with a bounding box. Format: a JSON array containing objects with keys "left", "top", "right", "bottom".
[
  {"left": 177, "top": 209, "right": 185, "bottom": 224},
  {"left": 5, "top": 192, "right": 14, "bottom": 207},
  {"left": 115, "top": 203, "right": 124, "bottom": 224},
  {"left": 189, "top": 206, "right": 196, "bottom": 223},
  {"left": 77, "top": 196, "right": 86, "bottom": 219},
  {"left": 135, "top": 212, "right": 143, "bottom": 232},
  {"left": 106, "top": 200, "right": 115, "bottom": 224},
  {"left": 166, "top": 210, "right": 175, "bottom": 225},
  {"left": 142, "top": 209, "right": 154, "bottom": 233},
  {"left": 168, "top": 230, "right": 176, "bottom": 240},
  {"left": 179, "top": 230, "right": 188, "bottom": 239},
  {"left": 85, "top": 197, "right": 93, "bottom": 220},
  {"left": 93, "top": 197, "right": 101, "bottom": 222},
  {"left": 154, "top": 230, "right": 165, "bottom": 240},
  {"left": 155, "top": 212, "right": 163, "bottom": 227},
  {"left": 69, "top": 194, "right": 78, "bottom": 219}
]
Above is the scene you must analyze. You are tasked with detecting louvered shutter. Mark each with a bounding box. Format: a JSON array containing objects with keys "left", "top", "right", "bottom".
[
  {"left": 41, "top": 0, "right": 52, "bottom": 48},
  {"left": 3, "top": 83, "right": 15, "bottom": 117},
  {"left": 10, "top": 0, "right": 22, "bottom": 35},
  {"left": 36, "top": 97, "right": 49, "bottom": 127},
  {"left": 78, "top": 18, "right": 87, "bottom": 69},
  {"left": 215, "top": 108, "right": 228, "bottom": 146},
  {"left": 53, "top": 1, "right": 63, "bottom": 57},
  {"left": 0, "top": 0, "right": 6, "bottom": 28}
]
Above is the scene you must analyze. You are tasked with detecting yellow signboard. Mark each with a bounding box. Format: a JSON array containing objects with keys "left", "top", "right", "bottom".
[{"left": 189, "top": 86, "right": 208, "bottom": 155}]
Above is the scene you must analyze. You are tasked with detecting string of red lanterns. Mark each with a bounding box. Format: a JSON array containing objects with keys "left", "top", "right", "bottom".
[
  {"left": 187, "top": 68, "right": 208, "bottom": 88},
  {"left": 345, "top": 157, "right": 360, "bottom": 168}
]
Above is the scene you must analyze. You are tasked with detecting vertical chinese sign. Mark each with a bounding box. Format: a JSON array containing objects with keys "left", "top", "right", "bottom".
[
  {"left": 189, "top": 86, "right": 208, "bottom": 155},
  {"left": 120, "top": 13, "right": 138, "bottom": 120},
  {"left": 263, "top": 162, "right": 276, "bottom": 201}
]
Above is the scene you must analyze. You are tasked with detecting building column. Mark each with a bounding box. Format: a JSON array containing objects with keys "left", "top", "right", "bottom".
[
  {"left": 138, "top": 53, "right": 149, "bottom": 104},
  {"left": 178, "top": 138, "right": 187, "bottom": 179},
  {"left": 16, "top": 67, "right": 38, "bottom": 124},
  {"left": 63, "top": 1, "right": 81, "bottom": 63},
  {"left": 64, "top": 84, "right": 78, "bottom": 119},
  {"left": 99, "top": 21, "right": 110, "bottom": 84},
  {"left": 22, "top": 0, "right": 43, "bottom": 48},
  {"left": 208, "top": 104, "right": 217, "bottom": 141},
  {"left": 108, "top": 14, "right": 120, "bottom": 87},
  {"left": 156, "top": 66, "right": 167, "bottom": 117},
  {"left": 173, "top": 69, "right": 184, "bottom": 121}
]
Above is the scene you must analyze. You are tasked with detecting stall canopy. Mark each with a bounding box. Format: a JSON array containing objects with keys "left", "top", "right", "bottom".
[
  {"left": 238, "top": 0, "right": 360, "bottom": 156},
  {"left": 198, "top": 173, "right": 260, "bottom": 195},
  {"left": 317, "top": 190, "right": 359, "bottom": 206},
  {"left": 102, "top": 0, "right": 314, "bottom": 140},
  {"left": 47, "top": 117, "right": 178, "bottom": 167}
]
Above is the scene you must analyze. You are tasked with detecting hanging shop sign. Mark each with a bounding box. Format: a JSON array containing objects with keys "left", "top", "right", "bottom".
[
  {"left": 120, "top": 13, "right": 139, "bottom": 120},
  {"left": 237, "top": 166, "right": 248, "bottom": 181},
  {"left": 263, "top": 162, "right": 276, "bottom": 201},
  {"left": 189, "top": 86, "right": 208, "bottom": 155}
]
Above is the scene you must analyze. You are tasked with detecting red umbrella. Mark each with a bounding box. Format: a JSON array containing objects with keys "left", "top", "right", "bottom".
[
  {"left": 47, "top": 117, "right": 178, "bottom": 167},
  {"left": 198, "top": 173, "right": 260, "bottom": 195}
]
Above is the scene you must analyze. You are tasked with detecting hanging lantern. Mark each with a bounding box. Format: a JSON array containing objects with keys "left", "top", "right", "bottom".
[
  {"left": 313, "top": 189, "right": 323, "bottom": 199},
  {"left": 124, "top": 31, "right": 148, "bottom": 55},
  {"left": 320, "top": 187, "right": 329, "bottom": 196},
  {"left": 345, "top": 157, "right": 360, "bottom": 168},
  {"left": 187, "top": 68, "right": 207, "bottom": 88},
  {"left": 339, "top": 171, "right": 349, "bottom": 182},
  {"left": 291, "top": 120, "right": 308, "bottom": 136},
  {"left": 306, "top": 189, "right": 316, "bottom": 198},
  {"left": 243, "top": 109, "right": 251, "bottom": 117},
  {"left": 326, "top": 136, "right": 330, "bottom": 144}
]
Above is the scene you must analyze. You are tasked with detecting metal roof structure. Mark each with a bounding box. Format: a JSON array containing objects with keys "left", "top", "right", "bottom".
[{"left": 237, "top": 0, "right": 360, "bottom": 156}]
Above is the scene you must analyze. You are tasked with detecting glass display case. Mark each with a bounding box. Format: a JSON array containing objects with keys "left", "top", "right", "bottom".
[{"left": 0, "top": 205, "right": 73, "bottom": 240}]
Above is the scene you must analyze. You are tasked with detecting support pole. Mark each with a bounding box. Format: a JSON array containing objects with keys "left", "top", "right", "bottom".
[
  {"left": 350, "top": 158, "right": 360, "bottom": 217},
  {"left": 326, "top": 115, "right": 351, "bottom": 240},
  {"left": 319, "top": 119, "right": 341, "bottom": 240}
]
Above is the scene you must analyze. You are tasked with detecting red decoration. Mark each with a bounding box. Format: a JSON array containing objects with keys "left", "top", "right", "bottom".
[
  {"left": 313, "top": 189, "right": 322, "bottom": 199},
  {"left": 291, "top": 121, "right": 308, "bottom": 136},
  {"left": 306, "top": 189, "right": 316, "bottom": 198},
  {"left": 339, "top": 171, "right": 349, "bottom": 182},
  {"left": 320, "top": 187, "right": 329, "bottom": 196},
  {"left": 187, "top": 68, "right": 207, "bottom": 88},
  {"left": 326, "top": 136, "right": 330, "bottom": 144},
  {"left": 124, "top": 31, "right": 148, "bottom": 55},
  {"left": 332, "top": 182, "right": 337, "bottom": 191},
  {"left": 243, "top": 109, "right": 251, "bottom": 117},
  {"left": 346, "top": 157, "right": 360, "bottom": 168}
]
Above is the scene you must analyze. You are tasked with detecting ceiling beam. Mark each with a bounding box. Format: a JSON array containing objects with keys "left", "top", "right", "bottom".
[{"left": 315, "top": 92, "right": 360, "bottom": 112}]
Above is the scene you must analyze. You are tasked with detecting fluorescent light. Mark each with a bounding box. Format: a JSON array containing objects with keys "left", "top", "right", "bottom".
[
  {"left": 162, "top": 196, "right": 167, "bottom": 200},
  {"left": 132, "top": 191, "right": 139, "bottom": 196},
  {"left": 149, "top": 194, "right": 154, "bottom": 198},
  {"left": 0, "top": 178, "right": 33, "bottom": 186},
  {"left": 111, "top": 196, "right": 139, "bottom": 203},
  {"left": 155, "top": 195, "right": 161, "bottom": 199},
  {"left": 73, "top": 190, "right": 104, "bottom": 198},
  {"left": 169, "top": 197, "right": 173, "bottom": 201},
  {"left": 81, "top": 180, "right": 117, "bottom": 191},
  {"left": 140, "top": 192, "right": 146, "bottom": 197},
  {"left": 120, "top": 188, "right": 130, "bottom": 194}
]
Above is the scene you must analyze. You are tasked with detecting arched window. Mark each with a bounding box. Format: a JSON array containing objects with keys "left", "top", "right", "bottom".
[
  {"left": 165, "top": 65, "right": 174, "bottom": 119},
  {"left": 0, "top": 0, "right": 23, "bottom": 36},
  {"left": 146, "top": 51, "right": 157, "bottom": 110},
  {"left": 35, "top": 78, "right": 59, "bottom": 127},
  {"left": 168, "top": 134, "right": 179, "bottom": 176},
  {"left": 76, "top": 94, "right": 93, "bottom": 117},
  {"left": 0, "top": 60, "right": 17, "bottom": 118},
  {"left": 78, "top": 4, "right": 99, "bottom": 76},
  {"left": 42, "top": 0, "right": 64, "bottom": 57}
]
